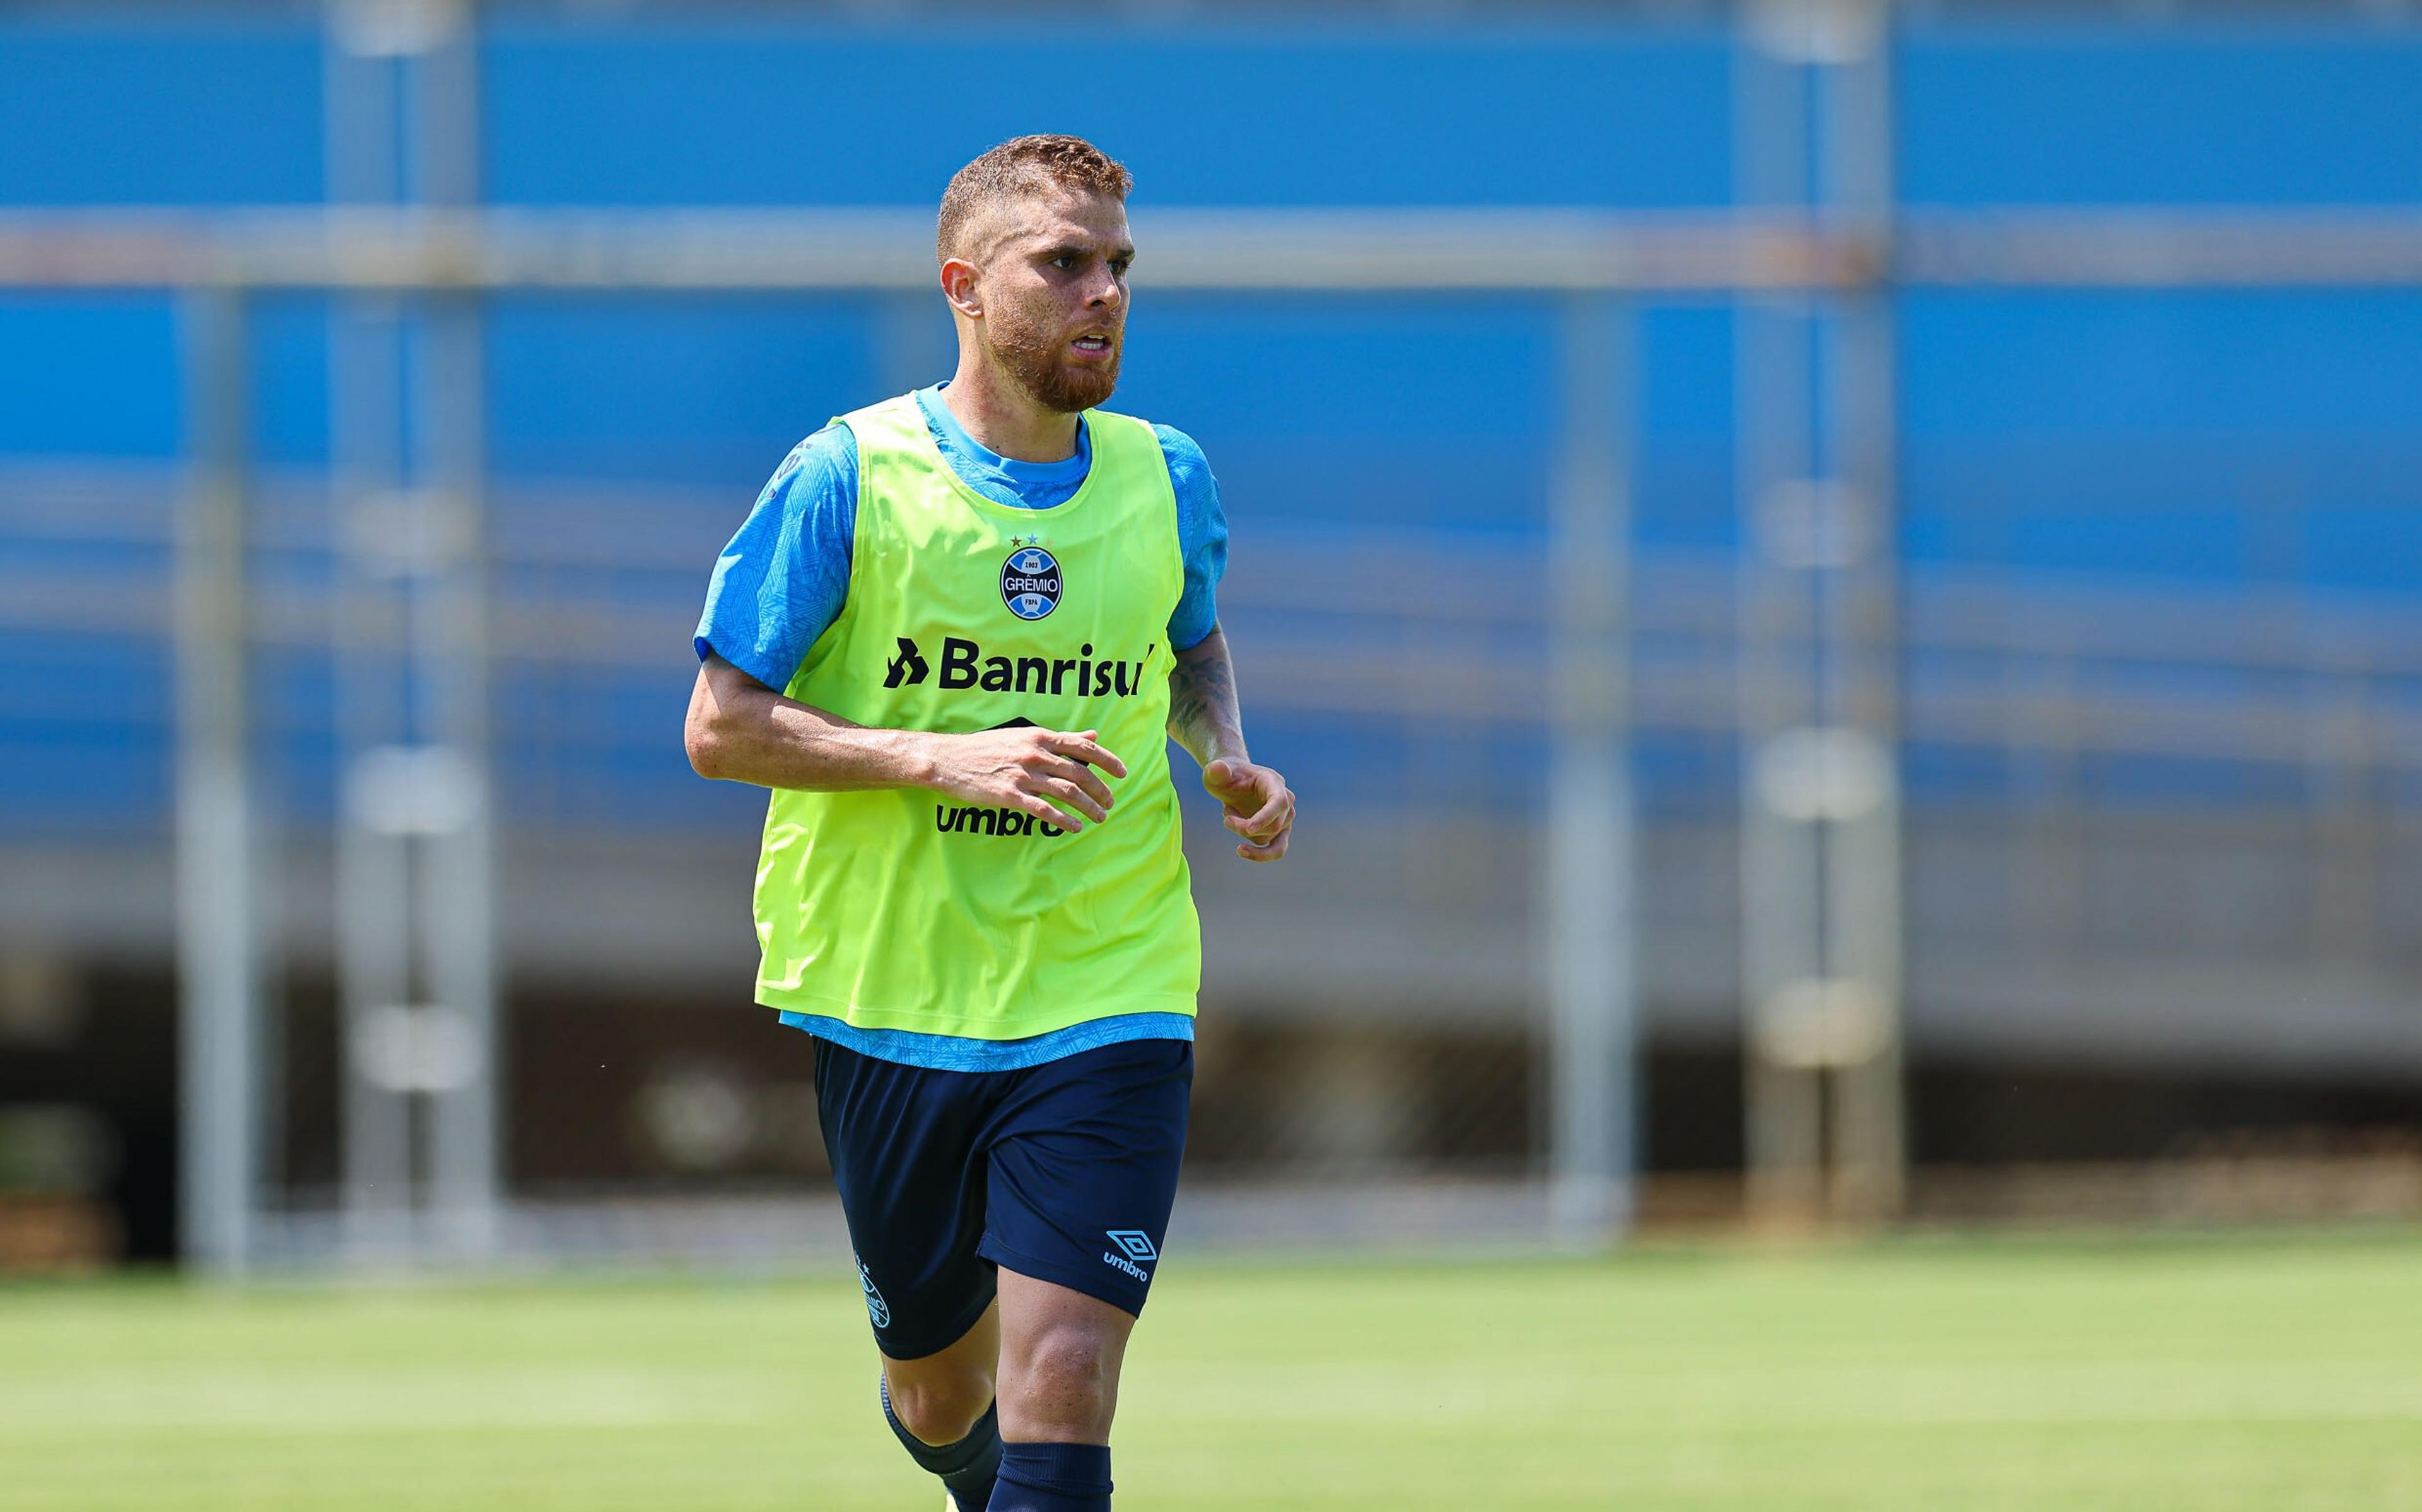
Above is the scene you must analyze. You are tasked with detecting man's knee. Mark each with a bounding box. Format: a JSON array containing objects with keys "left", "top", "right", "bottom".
[
  {"left": 887, "top": 1363, "right": 995, "bottom": 1446},
  {"left": 998, "top": 1322, "right": 1120, "bottom": 1441}
]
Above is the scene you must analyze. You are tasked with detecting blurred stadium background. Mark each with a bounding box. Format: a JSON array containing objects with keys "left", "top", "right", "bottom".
[{"left": 5, "top": 0, "right": 2422, "bottom": 1288}]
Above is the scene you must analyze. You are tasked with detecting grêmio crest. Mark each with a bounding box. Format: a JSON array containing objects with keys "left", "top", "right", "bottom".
[{"left": 1001, "top": 544, "right": 1062, "bottom": 620}]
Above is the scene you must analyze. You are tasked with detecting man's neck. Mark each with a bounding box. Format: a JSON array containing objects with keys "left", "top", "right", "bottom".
[{"left": 940, "top": 362, "right": 1081, "bottom": 463}]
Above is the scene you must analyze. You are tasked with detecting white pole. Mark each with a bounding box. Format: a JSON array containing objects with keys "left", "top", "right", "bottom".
[
  {"left": 1819, "top": 8, "right": 1908, "bottom": 1220},
  {"left": 1546, "top": 294, "right": 1637, "bottom": 1245},
  {"left": 412, "top": 5, "right": 501, "bottom": 1259},
  {"left": 1735, "top": 13, "right": 1822, "bottom": 1226},
  {"left": 175, "top": 286, "right": 262, "bottom": 1277},
  {"left": 326, "top": 20, "right": 416, "bottom": 1262},
  {"left": 1735, "top": 0, "right": 1906, "bottom": 1225}
]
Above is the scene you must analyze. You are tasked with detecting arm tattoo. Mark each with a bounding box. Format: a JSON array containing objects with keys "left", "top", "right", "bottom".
[{"left": 1167, "top": 625, "right": 1246, "bottom": 767}]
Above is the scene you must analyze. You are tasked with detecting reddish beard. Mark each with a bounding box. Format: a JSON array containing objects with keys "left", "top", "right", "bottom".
[{"left": 986, "top": 299, "right": 1121, "bottom": 414}]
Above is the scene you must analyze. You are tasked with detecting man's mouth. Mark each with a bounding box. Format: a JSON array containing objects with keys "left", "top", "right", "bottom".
[{"left": 1070, "top": 333, "right": 1114, "bottom": 357}]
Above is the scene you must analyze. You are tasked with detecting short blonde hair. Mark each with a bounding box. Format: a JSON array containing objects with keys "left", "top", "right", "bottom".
[{"left": 937, "top": 135, "right": 1133, "bottom": 263}]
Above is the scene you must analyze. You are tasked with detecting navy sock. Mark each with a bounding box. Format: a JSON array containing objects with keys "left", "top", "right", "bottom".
[
  {"left": 881, "top": 1378, "right": 1002, "bottom": 1511},
  {"left": 987, "top": 1442, "right": 1112, "bottom": 1512}
]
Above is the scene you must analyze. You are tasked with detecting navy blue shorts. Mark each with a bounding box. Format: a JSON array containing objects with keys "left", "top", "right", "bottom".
[{"left": 812, "top": 1034, "right": 1193, "bottom": 1361}]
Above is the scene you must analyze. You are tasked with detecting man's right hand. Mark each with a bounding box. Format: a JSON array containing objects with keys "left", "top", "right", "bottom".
[{"left": 921, "top": 727, "right": 1128, "bottom": 832}]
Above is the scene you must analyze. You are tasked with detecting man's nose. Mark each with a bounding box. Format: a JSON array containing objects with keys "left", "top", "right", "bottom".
[{"left": 1085, "top": 269, "right": 1124, "bottom": 308}]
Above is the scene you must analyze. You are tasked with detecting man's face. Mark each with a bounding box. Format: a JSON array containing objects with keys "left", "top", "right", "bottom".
[{"left": 969, "top": 187, "right": 1133, "bottom": 414}]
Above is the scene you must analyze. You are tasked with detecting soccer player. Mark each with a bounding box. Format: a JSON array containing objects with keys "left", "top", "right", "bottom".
[{"left": 684, "top": 135, "right": 1294, "bottom": 1512}]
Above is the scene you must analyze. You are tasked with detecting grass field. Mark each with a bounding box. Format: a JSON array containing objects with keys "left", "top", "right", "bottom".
[{"left": 5, "top": 1228, "right": 2421, "bottom": 1511}]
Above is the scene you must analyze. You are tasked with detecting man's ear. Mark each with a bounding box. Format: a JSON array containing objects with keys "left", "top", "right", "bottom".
[{"left": 940, "top": 257, "right": 983, "bottom": 320}]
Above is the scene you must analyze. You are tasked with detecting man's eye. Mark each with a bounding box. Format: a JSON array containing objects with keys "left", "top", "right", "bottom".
[
  {"left": 1110, "top": 260, "right": 1132, "bottom": 277},
  {"left": 1051, "top": 255, "right": 1076, "bottom": 270}
]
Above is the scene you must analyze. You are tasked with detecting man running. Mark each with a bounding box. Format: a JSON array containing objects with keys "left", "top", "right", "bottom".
[{"left": 685, "top": 134, "right": 1294, "bottom": 1512}]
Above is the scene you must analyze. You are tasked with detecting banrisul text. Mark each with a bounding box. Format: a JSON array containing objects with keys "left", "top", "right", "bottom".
[{"left": 884, "top": 635, "right": 1152, "bottom": 696}]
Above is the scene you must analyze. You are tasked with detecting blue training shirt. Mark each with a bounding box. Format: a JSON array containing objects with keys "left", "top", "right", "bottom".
[{"left": 694, "top": 383, "right": 1228, "bottom": 1072}]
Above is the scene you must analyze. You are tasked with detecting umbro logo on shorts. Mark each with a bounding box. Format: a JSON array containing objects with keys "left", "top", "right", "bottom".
[{"left": 1101, "top": 1230, "right": 1157, "bottom": 1281}]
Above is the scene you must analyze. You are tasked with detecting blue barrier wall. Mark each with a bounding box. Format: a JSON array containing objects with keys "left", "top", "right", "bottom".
[{"left": 6, "top": 13, "right": 2421, "bottom": 837}]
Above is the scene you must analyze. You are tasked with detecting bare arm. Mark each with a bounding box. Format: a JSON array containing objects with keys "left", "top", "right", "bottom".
[
  {"left": 1167, "top": 625, "right": 1295, "bottom": 863},
  {"left": 1166, "top": 624, "right": 1248, "bottom": 770},
  {"left": 686, "top": 653, "right": 935, "bottom": 791},
  {"left": 685, "top": 653, "right": 1126, "bottom": 831}
]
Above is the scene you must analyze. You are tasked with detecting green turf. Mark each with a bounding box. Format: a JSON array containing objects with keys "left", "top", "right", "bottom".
[{"left": 5, "top": 1228, "right": 2421, "bottom": 1510}]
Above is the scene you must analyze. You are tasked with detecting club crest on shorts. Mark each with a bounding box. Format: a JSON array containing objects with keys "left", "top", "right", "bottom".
[
  {"left": 1001, "top": 545, "right": 1062, "bottom": 620},
  {"left": 857, "top": 1255, "right": 891, "bottom": 1329}
]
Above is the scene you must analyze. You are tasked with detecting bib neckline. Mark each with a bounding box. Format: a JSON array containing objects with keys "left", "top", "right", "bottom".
[{"left": 912, "top": 398, "right": 1107, "bottom": 528}]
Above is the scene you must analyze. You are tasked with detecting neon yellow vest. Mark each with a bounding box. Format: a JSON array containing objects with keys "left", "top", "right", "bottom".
[{"left": 752, "top": 393, "right": 1201, "bottom": 1038}]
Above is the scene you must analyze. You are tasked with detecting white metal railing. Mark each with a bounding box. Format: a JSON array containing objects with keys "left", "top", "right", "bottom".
[
  {"left": 9, "top": 206, "right": 2422, "bottom": 293},
  {"left": 8, "top": 192, "right": 2422, "bottom": 1266},
  {"left": 8, "top": 464, "right": 2419, "bottom": 769}
]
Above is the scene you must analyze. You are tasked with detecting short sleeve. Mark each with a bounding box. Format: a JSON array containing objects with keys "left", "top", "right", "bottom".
[
  {"left": 694, "top": 424, "right": 859, "bottom": 691},
  {"left": 1155, "top": 424, "right": 1227, "bottom": 651}
]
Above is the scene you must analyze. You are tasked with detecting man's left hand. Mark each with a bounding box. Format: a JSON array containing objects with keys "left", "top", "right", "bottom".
[{"left": 1201, "top": 759, "right": 1294, "bottom": 863}]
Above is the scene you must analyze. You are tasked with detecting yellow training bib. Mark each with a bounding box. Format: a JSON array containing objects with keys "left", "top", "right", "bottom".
[{"left": 751, "top": 393, "right": 1202, "bottom": 1038}]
